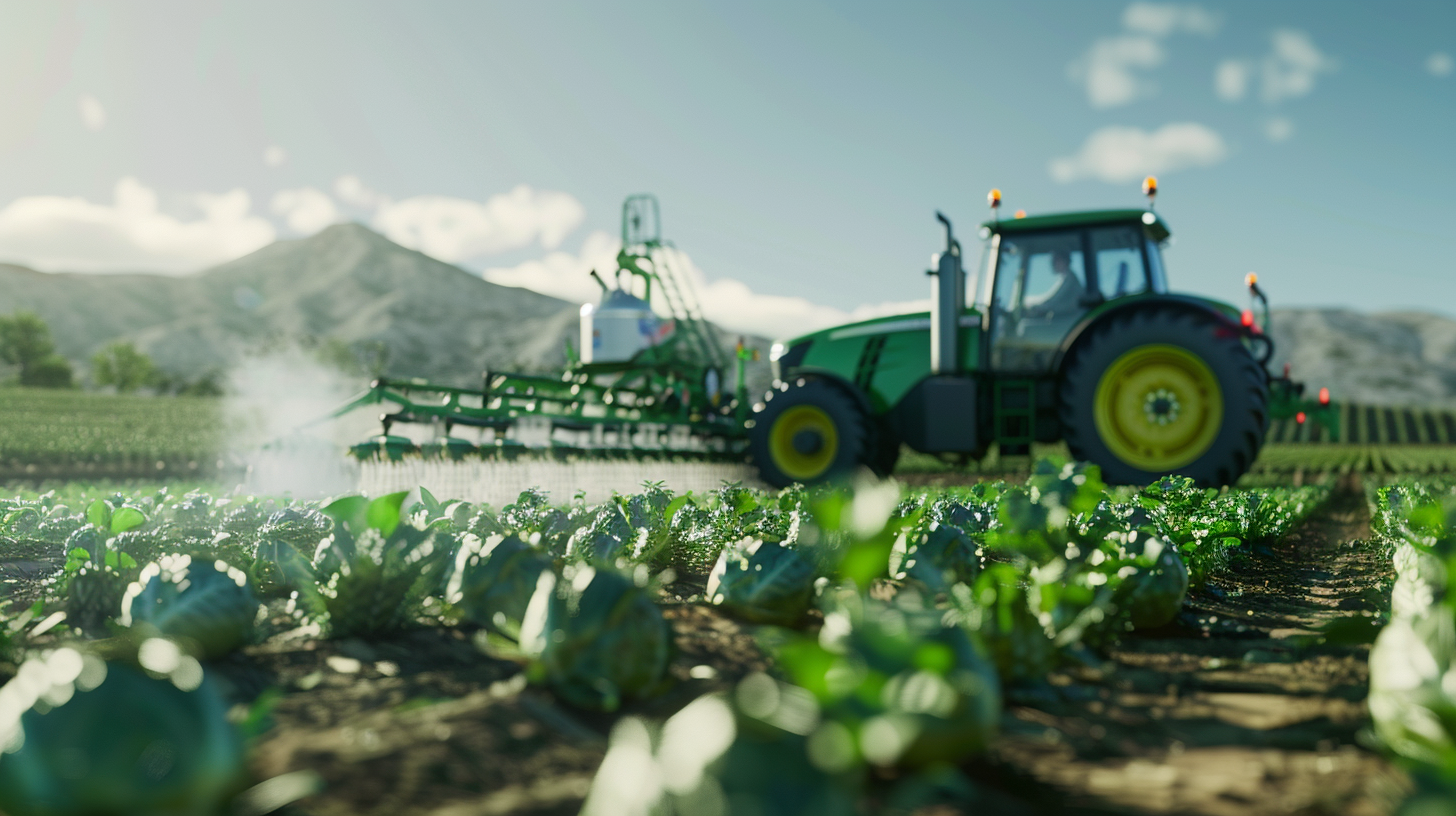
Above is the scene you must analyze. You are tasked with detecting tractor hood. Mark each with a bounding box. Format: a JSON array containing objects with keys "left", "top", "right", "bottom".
[{"left": 771, "top": 310, "right": 932, "bottom": 366}]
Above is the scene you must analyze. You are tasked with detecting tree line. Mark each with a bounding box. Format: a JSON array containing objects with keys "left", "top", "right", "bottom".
[{"left": 0, "top": 311, "right": 221, "bottom": 395}]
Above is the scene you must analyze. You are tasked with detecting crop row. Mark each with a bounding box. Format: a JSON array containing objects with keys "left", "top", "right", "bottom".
[
  {"left": 0, "top": 464, "right": 1329, "bottom": 815},
  {"left": 1367, "top": 479, "right": 1456, "bottom": 809},
  {"left": 1252, "top": 444, "right": 1456, "bottom": 476},
  {"left": 0, "top": 388, "right": 227, "bottom": 468}
]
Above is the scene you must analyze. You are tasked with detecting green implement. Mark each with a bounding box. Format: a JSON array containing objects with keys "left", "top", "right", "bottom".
[{"left": 327, "top": 195, "right": 755, "bottom": 464}]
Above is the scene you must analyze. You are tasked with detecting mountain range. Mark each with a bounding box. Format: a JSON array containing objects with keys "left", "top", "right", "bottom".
[
  {"left": 0, "top": 223, "right": 770, "bottom": 393},
  {"left": 0, "top": 223, "right": 1452, "bottom": 409}
]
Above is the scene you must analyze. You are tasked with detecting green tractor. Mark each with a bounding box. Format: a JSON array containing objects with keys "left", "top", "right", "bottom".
[{"left": 749, "top": 181, "right": 1275, "bottom": 487}]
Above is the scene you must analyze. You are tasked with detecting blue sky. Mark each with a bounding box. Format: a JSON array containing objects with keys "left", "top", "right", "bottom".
[{"left": 0, "top": 1, "right": 1451, "bottom": 337}]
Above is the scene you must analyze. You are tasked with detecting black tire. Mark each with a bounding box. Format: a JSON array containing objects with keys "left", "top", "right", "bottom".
[
  {"left": 1059, "top": 308, "right": 1268, "bottom": 487},
  {"left": 749, "top": 378, "right": 870, "bottom": 488},
  {"left": 869, "top": 421, "right": 902, "bottom": 477}
]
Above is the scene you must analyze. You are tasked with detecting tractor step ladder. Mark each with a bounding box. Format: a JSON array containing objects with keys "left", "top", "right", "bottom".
[{"left": 993, "top": 379, "right": 1036, "bottom": 457}]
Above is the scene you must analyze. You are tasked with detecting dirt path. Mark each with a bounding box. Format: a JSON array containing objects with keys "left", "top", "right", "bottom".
[{"left": 970, "top": 478, "right": 1410, "bottom": 815}]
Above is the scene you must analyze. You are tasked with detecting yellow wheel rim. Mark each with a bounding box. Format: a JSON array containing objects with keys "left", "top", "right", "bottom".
[
  {"left": 768, "top": 405, "right": 839, "bottom": 481},
  {"left": 1093, "top": 344, "right": 1222, "bottom": 472}
]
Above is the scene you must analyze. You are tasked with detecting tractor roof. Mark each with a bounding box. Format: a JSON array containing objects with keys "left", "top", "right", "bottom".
[{"left": 981, "top": 209, "right": 1170, "bottom": 242}]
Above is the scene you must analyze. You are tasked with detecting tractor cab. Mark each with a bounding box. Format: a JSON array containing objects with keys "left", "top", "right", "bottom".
[{"left": 982, "top": 210, "right": 1170, "bottom": 372}]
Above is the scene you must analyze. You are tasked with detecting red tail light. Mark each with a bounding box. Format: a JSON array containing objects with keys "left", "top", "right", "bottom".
[
  {"left": 1241, "top": 309, "right": 1254, "bottom": 327},
  {"left": 1296, "top": 411, "right": 1306, "bottom": 424},
  {"left": 1318, "top": 387, "right": 1330, "bottom": 406},
  {"left": 1283, "top": 363, "right": 1291, "bottom": 377}
]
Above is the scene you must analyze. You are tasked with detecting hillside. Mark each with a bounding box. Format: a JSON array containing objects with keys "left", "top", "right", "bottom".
[
  {"left": 0, "top": 224, "right": 770, "bottom": 390},
  {"left": 1269, "top": 309, "right": 1456, "bottom": 408}
]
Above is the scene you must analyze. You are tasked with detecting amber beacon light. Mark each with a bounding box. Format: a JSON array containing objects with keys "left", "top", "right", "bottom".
[{"left": 1142, "top": 176, "right": 1158, "bottom": 207}]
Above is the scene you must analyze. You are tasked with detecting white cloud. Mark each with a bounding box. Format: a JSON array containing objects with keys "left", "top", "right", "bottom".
[
  {"left": 0, "top": 177, "right": 275, "bottom": 273},
  {"left": 1071, "top": 3, "right": 1218, "bottom": 108},
  {"left": 483, "top": 229, "right": 623, "bottom": 305},
  {"left": 271, "top": 188, "right": 340, "bottom": 234},
  {"left": 1049, "top": 123, "right": 1227, "bottom": 184},
  {"left": 372, "top": 184, "right": 585, "bottom": 262},
  {"left": 1214, "top": 59, "right": 1252, "bottom": 101},
  {"left": 1429, "top": 52, "right": 1455, "bottom": 78},
  {"left": 1073, "top": 36, "right": 1166, "bottom": 109},
  {"left": 1122, "top": 3, "right": 1219, "bottom": 37},
  {"left": 1261, "top": 30, "right": 1335, "bottom": 104},
  {"left": 1265, "top": 117, "right": 1294, "bottom": 143},
  {"left": 334, "top": 175, "right": 386, "bottom": 210},
  {"left": 78, "top": 94, "right": 106, "bottom": 131},
  {"left": 263, "top": 145, "right": 288, "bottom": 167},
  {"left": 484, "top": 232, "right": 929, "bottom": 339}
]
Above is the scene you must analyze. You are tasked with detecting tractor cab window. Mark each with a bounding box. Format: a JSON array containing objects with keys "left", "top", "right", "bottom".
[
  {"left": 990, "top": 229, "right": 1092, "bottom": 371},
  {"left": 1146, "top": 237, "right": 1169, "bottom": 292},
  {"left": 1090, "top": 226, "right": 1150, "bottom": 300}
]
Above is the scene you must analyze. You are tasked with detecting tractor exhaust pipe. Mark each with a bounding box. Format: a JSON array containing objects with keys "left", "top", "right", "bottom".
[{"left": 929, "top": 212, "right": 964, "bottom": 374}]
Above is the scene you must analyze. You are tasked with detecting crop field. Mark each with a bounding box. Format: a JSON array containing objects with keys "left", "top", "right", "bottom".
[
  {"left": 3, "top": 462, "right": 1453, "bottom": 815},
  {"left": 0, "top": 388, "right": 230, "bottom": 480}
]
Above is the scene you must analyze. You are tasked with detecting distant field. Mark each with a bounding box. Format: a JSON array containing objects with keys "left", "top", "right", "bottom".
[
  {"left": 6, "top": 384, "right": 1456, "bottom": 483},
  {"left": 0, "top": 387, "right": 228, "bottom": 480}
]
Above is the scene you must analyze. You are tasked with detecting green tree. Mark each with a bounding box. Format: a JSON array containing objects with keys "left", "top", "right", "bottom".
[
  {"left": 92, "top": 341, "right": 159, "bottom": 393},
  {"left": 0, "top": 311, "right": 74, "bottom": 388},
  {"left": 22, "top": 354, "right": 75, "bottom": 388}
]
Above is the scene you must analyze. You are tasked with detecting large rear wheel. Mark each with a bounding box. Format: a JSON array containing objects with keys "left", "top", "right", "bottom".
[
  {"left": 1060, "top": 308, "right": 1267, "bottom": 486},
  {"left": 750, "top": 378, "right": 870, "bottom": 488}
]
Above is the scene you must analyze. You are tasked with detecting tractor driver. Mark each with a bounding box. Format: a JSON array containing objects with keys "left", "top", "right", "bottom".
[{"left": 1023, "top": 249, "right": 1086, "bottom": 319}]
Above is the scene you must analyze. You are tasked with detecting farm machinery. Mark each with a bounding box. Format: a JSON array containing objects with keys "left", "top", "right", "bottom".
[
  {"left": 330, "top": 184, "right": 1336, "bottom": 492},
  {"left": 327, "top": 195, "right": 758, "bottom": 475}
]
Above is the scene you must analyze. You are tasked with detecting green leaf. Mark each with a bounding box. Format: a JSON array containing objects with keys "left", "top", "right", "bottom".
[
  {"left": 86, "top": 499, "right": 113, "bottom": 531},
  {"left": 367, "top": 491, "right": 410, "bottom": 536},
  {"left": 110, "top": 506, "right": 147, "bottom": 535},
  {"left": 320, "top": 495, "right": 370, "bottom": 531},
  {"left": 418, "top": 487, "right": 440, "bottom": 513},
  {"left": 664, "top": 494, "right": 691, "bottom": 526}
]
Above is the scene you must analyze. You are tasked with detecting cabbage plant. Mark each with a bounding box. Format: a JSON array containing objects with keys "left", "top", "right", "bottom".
[
  {"left": 519, "top": 564, "right": 672, "bottom": 711},
  {"left": 303, "top": 492, "right": 453, "bottom": 639},
  {"left": 888, "top": 521, "right": 983, "bottom": 591},
  {"left": 706, "top": 538, "right": 816, "bottom": 626},
  {"left": 121, "top": 555, "right": 259, "bottom": 659},
  {"left": 1369, "top": 610, "right": 1456, "bottom": 771},
  {"left": 446, "top": 533, "right": 550, "bottom": 636},
  {"left": 0, "top": 643, "right": 247, "bottom": 816},
  {"left": 778, "top": 587, "right": 1001, "bottom": 768}
]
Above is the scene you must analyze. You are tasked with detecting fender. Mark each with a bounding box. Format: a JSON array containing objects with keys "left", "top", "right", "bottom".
[{"left": 1051, "top": 294, "right": 1265, "bottom": 376}]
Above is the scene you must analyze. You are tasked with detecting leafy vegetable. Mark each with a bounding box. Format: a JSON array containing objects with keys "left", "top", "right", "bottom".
[
  {"left": 445, "top": 533, "right": 551, "bottom": 636},
  {"left": 0, "top": 643, "right": 247, "bottom": 816},
  {"left": 519, "top": 564, "right": 672, "bottom": 711},
  {"left": 706, "top": 538, "right": 817, "bottom": 626},
  {"left": 121, "top": 554, "right": 259, "bottom": 659}
]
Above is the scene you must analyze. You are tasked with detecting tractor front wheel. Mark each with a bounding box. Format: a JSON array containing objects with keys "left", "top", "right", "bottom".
[
  {"left": 750, "top": 378, "right": 870, "bottom": 488},
  {"left": 1060, "top": 308, "right": 1267, "bottom": 486}
]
